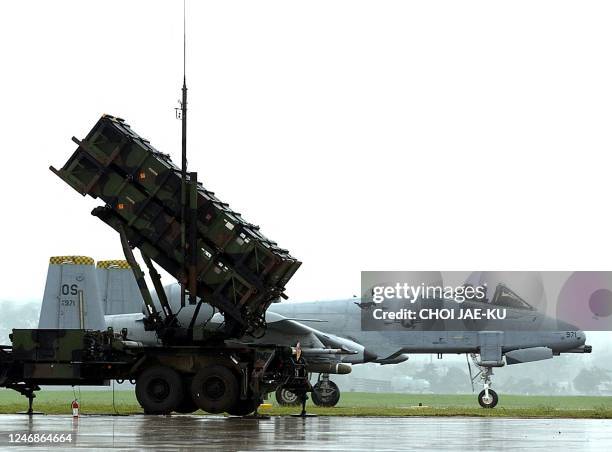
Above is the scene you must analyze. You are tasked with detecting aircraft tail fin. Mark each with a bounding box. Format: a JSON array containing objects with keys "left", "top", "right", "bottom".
[
  {"left": 96, "top": 260, "right": 144, "bottom": 315},
  {"left": 38, "top": 256, "right": 106, "bottom": 330}
]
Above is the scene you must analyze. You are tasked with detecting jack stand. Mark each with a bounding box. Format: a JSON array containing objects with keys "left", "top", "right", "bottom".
[
  {"left": 17, "top": 392, "right": 43, "bottom": 416},
  {"left": 26, "top": 394, "right": 34, "bottom": 415},
  {"left": 291, "top": 393, "right": 316, "bottom": 418}
]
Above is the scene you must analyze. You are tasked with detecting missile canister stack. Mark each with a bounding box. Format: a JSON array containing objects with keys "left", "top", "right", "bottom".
[
  {"left": 51, "top": 114, "right": 301, "bottom": 339},
  {"left": 0, "top": 114, "right": 312, "bottom": 417},
  {"left": 0, "top": 116, "right": 310, "bottom": 416}
]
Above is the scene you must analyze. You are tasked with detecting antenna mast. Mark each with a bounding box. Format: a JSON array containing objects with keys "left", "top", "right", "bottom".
[
  {"left": 179, "top": 0, "right": 194, "bottom": 308},
  {"left": 181, "top": 0, "right": 187, "bottom": 174}
]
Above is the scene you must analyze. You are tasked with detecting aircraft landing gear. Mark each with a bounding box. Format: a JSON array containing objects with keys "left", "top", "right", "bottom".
[
  {"left": 283, "top": 382, "right": 316, "bottom": 417},
  {"left": 275, "top": 387, "right": 301, "bottom": 406},
  {"left": 311, "top": 374, "right": 340, "bottom": 407},
  {"left": 468, "top": 355, "right": 499, "bottom": 408},
  {"left": 478, "top": 388, "right": 498, "bottom": 408},
  {"left": 477, "top": 366, "right": 498, "bottom": 408}
]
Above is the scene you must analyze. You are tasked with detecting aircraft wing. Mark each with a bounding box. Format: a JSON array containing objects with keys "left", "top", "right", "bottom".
[{"left": 261, "top": 311, "right": 369, "bottom": 364}]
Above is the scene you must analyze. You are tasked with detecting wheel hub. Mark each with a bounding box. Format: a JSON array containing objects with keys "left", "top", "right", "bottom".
[
  {"left": 148, "top": 378, "right": 170, "bottom": 402},
  {"left": 204, "top": 376, "right": 226, "bottom": 400},
  {"left": 281, "top": 389, "right": 298, "bottom": 403}
]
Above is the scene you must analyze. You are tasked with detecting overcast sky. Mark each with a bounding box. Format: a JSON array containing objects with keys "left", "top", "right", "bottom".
[{"left": 0, "top": 1, "right": 611, "bottom": 303}]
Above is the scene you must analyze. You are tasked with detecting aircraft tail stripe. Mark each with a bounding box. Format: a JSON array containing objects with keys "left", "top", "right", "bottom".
[
  {"left": 49, "top": 256, "right": 94, "bottom": 266},
  {"left": 97, "top": 259, "right": 131, "bottom": 269}
]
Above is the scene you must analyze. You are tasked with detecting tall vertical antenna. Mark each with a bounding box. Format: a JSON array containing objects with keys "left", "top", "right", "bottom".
[
  {"left": 180, "top": 0, "right": 189, "bottom": 308},
  {"left": 183, "top": 0, "right": 186, "bottom": 83},
  {"left": 181, "top": 0, "right": 187, "bottom": 181}
]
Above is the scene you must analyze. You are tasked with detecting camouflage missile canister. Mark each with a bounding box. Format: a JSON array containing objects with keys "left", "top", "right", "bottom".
[{"left": 51, "top": 115, "right": 301, "bottom": 332}]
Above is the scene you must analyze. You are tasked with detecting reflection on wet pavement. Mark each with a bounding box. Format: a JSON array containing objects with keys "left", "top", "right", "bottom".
[{"left": 0, "top": 414, "right": 610, "bottom": 451}]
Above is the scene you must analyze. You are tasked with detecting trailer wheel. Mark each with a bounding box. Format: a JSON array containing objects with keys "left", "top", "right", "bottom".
[
  {"left": 174, "top": 393, "right": 199, "bottom": 414},
  {"left": 136, "top": 365, "right": 184, "bottom": 414},
  {"left": 275, "top": 387, "right": 300, "bottom": 406},
  {"left": 174, "top": 376, "right": 198, "bottom": 414},
  {"left": 227, "top": 398, "right": 258, "bottom": 416},
  {"left": 191, "top": 365, "right": 239, "bottom": 414}
]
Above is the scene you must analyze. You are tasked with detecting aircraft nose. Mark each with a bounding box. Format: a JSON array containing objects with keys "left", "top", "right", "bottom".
[
  {"left": 564, "top": 328, "right": 586, "bottom": 349},
  {"left": 554, "top": 318, "right": 587, "bottom": 349},
  {"left": 576, "top": 330, "right": 587, "bottom": 346}
]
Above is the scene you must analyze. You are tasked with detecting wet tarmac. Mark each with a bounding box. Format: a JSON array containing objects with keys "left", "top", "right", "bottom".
[{"left": 0, "top": 414, "right": 610, "bottom": 451}]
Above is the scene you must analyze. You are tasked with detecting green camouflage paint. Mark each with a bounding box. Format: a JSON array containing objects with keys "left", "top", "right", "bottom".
[{"left": 51, "top": 115, "right": 301, "bottom": 336}]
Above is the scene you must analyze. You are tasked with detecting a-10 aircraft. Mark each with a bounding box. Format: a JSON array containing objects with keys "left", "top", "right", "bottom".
[
  {"left": 38, "top": 258, "right": 591, "bottom": 409},
  {"left": 268, "top": 283, "right": 591, "bottom": 408}
]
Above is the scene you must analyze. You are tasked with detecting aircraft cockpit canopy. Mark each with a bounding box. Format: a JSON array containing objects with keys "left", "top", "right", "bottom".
[{"left": 490, "top": 284, "right": 535, "bottom": 310}]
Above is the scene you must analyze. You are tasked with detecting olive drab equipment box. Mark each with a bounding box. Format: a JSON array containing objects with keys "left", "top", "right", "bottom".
[{"left": 51, "top": 115, "right": 301, "bottom": 336}]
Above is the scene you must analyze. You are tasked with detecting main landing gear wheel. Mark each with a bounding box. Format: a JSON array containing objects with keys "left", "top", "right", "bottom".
[
  {"left": 311, "top": 380, "right": 340, "bottom": 407},
  {"left": 478, "top": 389, "right": 498, "bottom": 408},
  {"left": 275, "top": 387, "right": 301, "bottom": 406},
  {"left": 191, "top": 365, "right": 239, "bottom": 414},
  {"left": 136, "top": 365, "right": 184, "bottom": 415}
]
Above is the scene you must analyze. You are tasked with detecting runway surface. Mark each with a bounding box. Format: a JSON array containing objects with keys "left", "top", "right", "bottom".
[{"left": 0, "top": 414, "right": 610, "bottom": 451}]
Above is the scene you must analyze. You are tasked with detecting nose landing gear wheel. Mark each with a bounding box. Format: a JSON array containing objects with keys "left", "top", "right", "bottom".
[{"left": 478, "top": 389, "right": 498, "bottom": 408}]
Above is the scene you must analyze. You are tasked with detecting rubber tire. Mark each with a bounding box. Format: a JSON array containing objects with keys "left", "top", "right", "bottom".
[
  {"left": 478, "top": 389, "right": 499, "bottom": 408},
  {"left": 311, "top": 381, "right": 340, "bottom": 407},
  {"left": 174, "top": 394, "right": 199, "bottom": 414},
  {"left": 174, "top": 376, "right": 198, "bottom": 414},
  {"left": 191, "top": 365, "right": 239, "bottom": 414},
  {"left": 275, "top": 387, "right": 301, "bottom": 406},
  {"left": 227, "top": 398, "right": 258, "bottom": 416},
  {"left": 136, "top": 365, "right": 184, "bottom": 415}
]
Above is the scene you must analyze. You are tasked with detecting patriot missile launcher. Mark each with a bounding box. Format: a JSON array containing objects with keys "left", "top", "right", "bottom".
[
  {"left": 51, "top": 114, "right": 301, "bottom": 340},
  {"left": 0, "top": 5, "right": 315, "bottom": 415},
  {"left": 0, "top": 116, "right": 309, "bottom": 415}
]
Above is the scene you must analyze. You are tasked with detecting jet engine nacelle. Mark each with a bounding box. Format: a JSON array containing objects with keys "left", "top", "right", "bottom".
[{"left": 505, "top": 347, "right": 553, "bottom": 365}]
